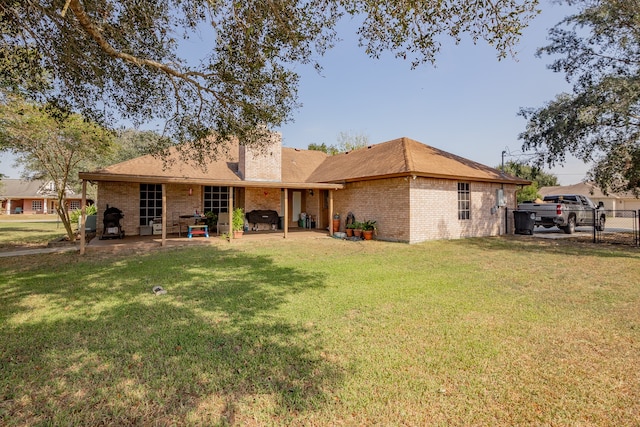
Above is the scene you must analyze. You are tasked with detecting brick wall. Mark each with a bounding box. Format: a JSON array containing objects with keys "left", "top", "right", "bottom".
[
  {"left": 98, "top": 177, "right": 521, "bottom": 239},
  {"left": 333, "top": 177, "right": 411, "bottom": 242},
  {"left": 97, "top": 181, "right": 139, "bottom": 235},
  {"left": 409, "top": 178, "right": 519, "bottom": 243},
  {"left": 244, "top": 187, "right": 281, "bottom": 212},
  {"left": 332, "top": 177, "right": 520, "bottom": 243}
]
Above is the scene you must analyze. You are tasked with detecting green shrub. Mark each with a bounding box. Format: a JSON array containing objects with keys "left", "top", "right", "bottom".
[{"left": 69, "top": 204, "right": 98, "bottom": 225}]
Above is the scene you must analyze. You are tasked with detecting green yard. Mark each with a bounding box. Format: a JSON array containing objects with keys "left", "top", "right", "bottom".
[
  {"left": 0, "top": 218, "right": 68, "bottom": 249},
  {"left": 1, "top": 233, "right": 639, "bottom": 425}
]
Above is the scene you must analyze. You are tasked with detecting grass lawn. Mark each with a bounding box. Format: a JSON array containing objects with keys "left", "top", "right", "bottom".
[
  {"left": 0, "top": 218, "right": 69, "bottom": 249},
  {"left": 1, "top": 234, "right": 639, "bottom": 425}
]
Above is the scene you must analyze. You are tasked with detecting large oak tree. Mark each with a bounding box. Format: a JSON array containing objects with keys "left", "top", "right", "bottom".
[
  {"left": 519, "top": 0, "right": 640, "bottom": 195},
  {"left": 1, "top": 0, "right": 539, "bottom": 161}
]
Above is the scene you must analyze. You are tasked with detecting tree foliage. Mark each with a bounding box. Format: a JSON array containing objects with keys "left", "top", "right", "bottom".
[
  {"left": 500, "top": 160, "right": 559, "bottom": 186},
  {"left": 1, "top": 0, "right": 539, "bottom": 162},
  {"left": 308, "top": 142, "right": 330, "bottom": 153},
  {"left": 498, "top": 160, "right": 559, "bottom": 202},
  {"left": 109, "top": 129, "right": 167, "bottom": 165},
  {"left": 519, "top": 0, "right": 640, "bottom": 195},
  {"left": 335, "top": 130, "right": 369, "bottom": 152},
  {"left": 0, "top": 93, "right": 114, "bottom": 241},
  {"left": 308, "top": 130, "right": 369, "bottom": 155}
]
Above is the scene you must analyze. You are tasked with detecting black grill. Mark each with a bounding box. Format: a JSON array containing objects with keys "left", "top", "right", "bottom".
[{"left": 100, "top": 205, "right": 125, "bottom": 239}]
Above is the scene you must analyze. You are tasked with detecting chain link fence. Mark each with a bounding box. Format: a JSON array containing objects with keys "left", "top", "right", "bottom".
[
  {"left": 593, "top": 210, "right": 639, "bottom": 246},
  {"left": 506, "top": 208, "right": 639, "bottom": 247}
]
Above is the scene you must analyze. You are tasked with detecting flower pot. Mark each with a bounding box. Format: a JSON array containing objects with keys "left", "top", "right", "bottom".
[
  {"left": 332, "top": 219, "right": 340, "bottom": 232},
  {"left": 363, "top": 230, "right": 373, "bottom": 240},
  {"left": 233, "top": 230, "right": 243, "bottom": 239},
  {"left": 353, "top": 229, "right": 362, "bottom": 238},
  {"left": 346, "top": 228, "right": 353, "bottom": 237}
]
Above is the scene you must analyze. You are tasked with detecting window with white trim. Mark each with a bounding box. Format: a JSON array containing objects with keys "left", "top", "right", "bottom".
[
  {"left": 69, "top": 200, "right": 81, "bottom": 211},
  {"left": 32, "top": 200, "right": 43, "bottom": 212},
  {"left": 457, "top": 183, "right": 470, "bottom": 220}
]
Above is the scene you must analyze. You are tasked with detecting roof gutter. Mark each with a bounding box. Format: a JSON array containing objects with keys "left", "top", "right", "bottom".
[{"left": 321, "top": 172, "right": 531, "bottom": 186}]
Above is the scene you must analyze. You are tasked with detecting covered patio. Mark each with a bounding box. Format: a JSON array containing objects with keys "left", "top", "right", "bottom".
[
  {"left": 76, "top": 179, "right": 343, "bottom": 255},
  {"left": 77, "top": 136, "right": 345, "bottom": 255}
]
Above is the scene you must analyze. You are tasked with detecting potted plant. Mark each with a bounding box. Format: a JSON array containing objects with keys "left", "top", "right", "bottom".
[
  {"left": 352, "top": 221, "right": 363, "bottom": 239},
  {"left": 203, "top": 211, "right": 217, "bottom": 230},
  {"left": 345, "top": 222, "right": 356, "bottom": 237},
  {"left": 232, "top": 207, "right": 245, "bottom": 238},
  {"left": 361, "top": 220, "right": 377, "bottom": 240},
  {"left": 332, "top": 213, "right": 341, "bottom": 232}
]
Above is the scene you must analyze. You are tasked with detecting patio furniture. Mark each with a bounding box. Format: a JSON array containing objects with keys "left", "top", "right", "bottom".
[
  {"left": 187, "top": 224, "right": 209, "bottom": 238},
  {"left": 178, "top": 214, "right": 203, "bottom": 237},
  {"left": 216, "top": 212, "right": 229, "bottom": 235}
]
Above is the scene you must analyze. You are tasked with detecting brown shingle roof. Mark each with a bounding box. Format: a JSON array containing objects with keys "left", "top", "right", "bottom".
[
  {"left": 282, "top": 147, "right": 328, "bottom": 183},
  {"left": 85, "top": 146, "right": 242, "bottom": 183},
  {"left": 80, "top": 144, "right": 340, "bottom": 188},
  {"left": 79, "top": 136, "right": 529, "bottom": 186},
  {"left": 308, "top": 137, "right": 529, "bottom": 184}
]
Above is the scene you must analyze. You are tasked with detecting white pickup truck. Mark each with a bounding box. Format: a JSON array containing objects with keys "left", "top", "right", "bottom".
[{"left": 517, "top": 194, "right": 606, "bottom": 234}]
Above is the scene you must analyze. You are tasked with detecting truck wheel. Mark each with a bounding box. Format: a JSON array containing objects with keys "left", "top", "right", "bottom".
[
  {"left": 596, "top": 216, "right": 606, "bottom": 231},
  {"left": 563, "top": 216, "right": 576, "bottom": 234}
]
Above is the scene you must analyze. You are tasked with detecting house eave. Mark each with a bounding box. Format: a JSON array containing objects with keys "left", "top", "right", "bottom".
[
  {"left": 78, "top": 172, "right": 344, "bottom": 190},
  {"left": 319, "top": 172, "right": 531, "bottom": 186}
]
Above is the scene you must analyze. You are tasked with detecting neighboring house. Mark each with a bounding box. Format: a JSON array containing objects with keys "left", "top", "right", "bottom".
[
  {"left": 0, "top": 179, "right": 82, "bottom": 215},
  {"left": 78, "top": 135, "right": 530, "bottom": 244},
  {"left": 539, "top": 182, "right": 640, "bottom": 213}
]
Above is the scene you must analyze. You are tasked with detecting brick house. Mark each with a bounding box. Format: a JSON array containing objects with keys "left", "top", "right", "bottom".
[
  {"left": 0, "top": 179, "right": 83, "bottom": 215},
  {"left": 78, "top": 135, "right": 529, "bottom": 244}
]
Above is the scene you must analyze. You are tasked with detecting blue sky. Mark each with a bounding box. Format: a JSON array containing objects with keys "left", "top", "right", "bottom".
[
  {"left": 276, "top": 0, "right": 585, "bottom": 185},
  {"left": 1, "top": 1, "right": 587, "bottom": 184}
]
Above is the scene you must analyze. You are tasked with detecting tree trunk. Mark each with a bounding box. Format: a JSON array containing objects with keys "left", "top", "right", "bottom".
[{"left": 56, "top": 195, "right": 75, "bottom": 242}]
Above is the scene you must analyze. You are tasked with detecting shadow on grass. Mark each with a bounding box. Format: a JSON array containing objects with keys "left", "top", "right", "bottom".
[{"left": 0, "top": 246, "right": 340, "bottom": 425}]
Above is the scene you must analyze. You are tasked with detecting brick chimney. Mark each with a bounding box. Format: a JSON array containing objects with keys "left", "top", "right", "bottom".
[{"left": 239, "top": 131, "right": 282, "bottom": 182}]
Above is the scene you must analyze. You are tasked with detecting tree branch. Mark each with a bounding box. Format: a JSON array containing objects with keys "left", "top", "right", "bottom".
[{"left": 66, "top": 0, "right": 225, "bottom": 103}]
